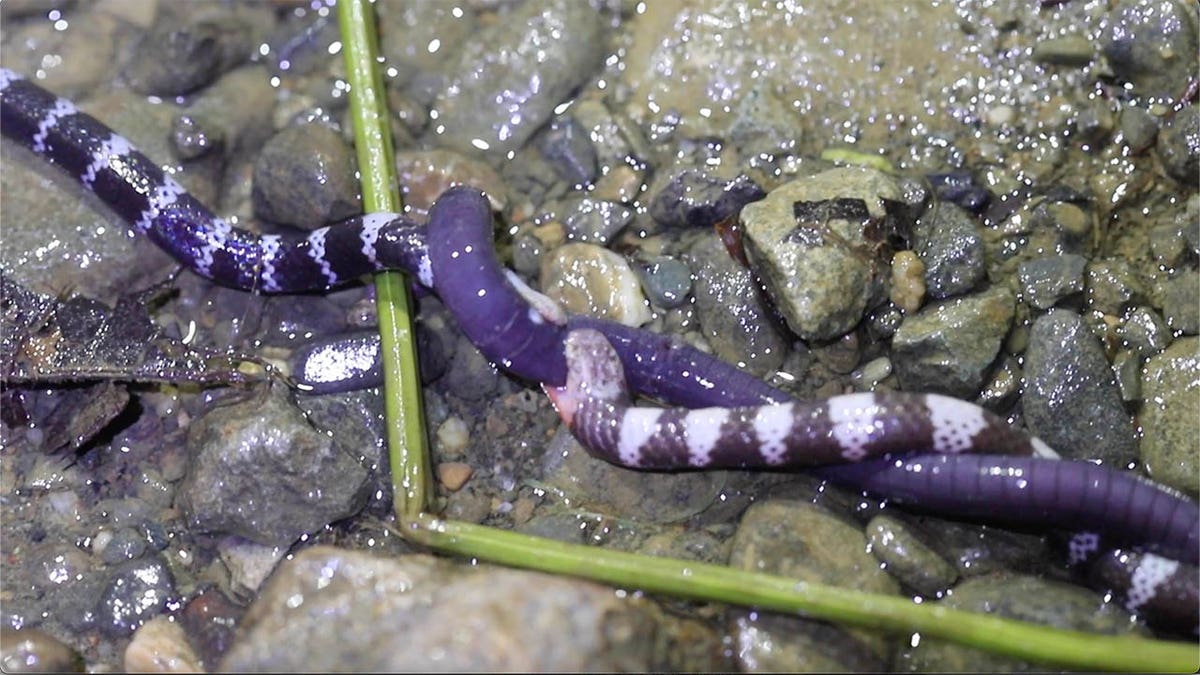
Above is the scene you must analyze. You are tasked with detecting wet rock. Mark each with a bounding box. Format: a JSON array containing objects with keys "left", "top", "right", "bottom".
[
  {"left": 177, "top": 588, "right": 244, "bottom": 668},
  {"left": 1086, "top": 259, "right": 1149, "bottom": 315},
  {"left": 122, "top": 5, "right": 265, "bottom": 96},
  {"left": 728, "top": 500, "right": 899, "bottom": 671},
  {"left": 1117, "top": 306, "right": 1171, "bottom": 358},
  {"left": 540, "top": 243, "right": 652, "bottom": 327},
  {"left": 926, "top": 171, "right": 991, "bottom": 215},
  {"left": 1140, "top": 337, "right": 1199, "bottom": 496},
  {"left": 180, "top": 66, "right": 278, "bottom": 158},
  {"left": 901, "top": 573, "right": 1143, "bottom": 671},
  {"left": 892, "top": 285, "right": 1015, "bottom": 399},
  {"left": 867, "top": 514, "right": 959, "bottom": 597},
  {"left": 1112, "top": 349, "right": 1143, "bottom": 402},
  {"left": 1157, "top": 104, "right": 1200, "bottom": 184},
  {"left": 1161, "top": 271, "right": 1200, "bottom": 335},
  {"left": 220, "top": 547, "right": 665, "bottom": 671},
  {"left": 1100, "top": 0, "right": 1199, "bottom": 101},
  {"left": 649, "top": 170, "right": 766, "bottom": 229},
  {"left": 570, "top": 99, "right": 651, "bottom": 200},
  {"left": 394, "top": 149, "right": 507, "bottom": 217},
  {"left": 539, "top": 427, "right": 726, "bottom": 524},
  {"left": 740, "top": 167, "right": 900, "bottom": 341},
  {"left": 537, "top": 115, "right": 599, "bottom": 186},
  {"left": 633, "top": 255, "right": 693, "bottom": 310},
  {"left": 1031, "top": 34, "right": 1094, "bottom": 67},
  {"left": 259, "top": 295, "right": 347, "bottom": 348},
  {"left": 0, "top": 627, "right": 84, "bottom": 673},
  {"left": 1023, "top": 310, "right": 1138, "bottom": 465},
  {"left": 376, "top": 2, "right": 477, "bottom": 96},
  {"left": 427, "top": 0, "right": 606, "bottom": 159},
  {"left": 1118, "top": 105, "right": 1159, "bottom": 153},
  {"left": 124, "top": 616, "right": 204, "bottom": 673},
  {"left": 684, "top": 234, "right": 787, "bottom": 378},
  {"left": 1017, "top": 254, "right": 1087, "bottom": 310},
  {"left": 99, "top": 528, "right": 147, "bottom": 565},
  {"left": 96, "top": 555, "right": 176, "bottom": 638},
  {"left": 545, "top": 197, "right": 634, "bottom": 245},
  {"left": 913, "top": 203, "right": 986, "bottom": 299},
  {"left": 178, "top": 385, "right": 373, "bottom": 546},
  {"left": 442, "top": 334, "right": 501, "bottom": 402},
  {"left": 218, "top": 537, "right": 286, "bottom": 598},
  {"left": 252, "top": 124, "right": 361, "bottom": 230}
]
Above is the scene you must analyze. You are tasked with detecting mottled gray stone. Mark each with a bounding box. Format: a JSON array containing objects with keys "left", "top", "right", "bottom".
[
  {"left": 1100, "top": 0, "right": 1199, "bottom": 101},
  {"left": 547, "top": 197, "right": 634, "bottom": 245},
  {"left": 740, "top": 168, "right": 900, "bottom": 341},
  {"left": 1140, "top": 337, "right": 1200, "bottom": 496},
  {"left": 633, "top": 255, "right": 693, "bottom": 310},
  {"left": 913, "top": 202, "right": 986, "bottom": 299},
  {"left": 221, "top": 548, "right": 673, "bottom": 672},
  {"left": 649, "top": 169, "right": 765, "bottom": 229},
  {"left": 1086, "top": 259, "right": 1149, "bottom": 315},
  {"left": 728, "top": 500, "right": 899, "bottom": 672},
  {"left": 900, "top": 573, "right": 1143, "bottom": 672},
  {"left": 178, "top": 385, "right": 373, "bottom": 546},
  {"left": 1161, "top": 271, "right": 1200, "bottom": 335},
  {"left": 1157, "top": 104, "right": 1200, "bottom": 184},
  {"left": 1116, "top": 306, "right": 1171, "bottom": 358},
  {"left": 1017, "top": 254, "right": 1086, "bottom": 309},
  {"left": 892, "top": 285, "right": 1015, "bottom": 399},
  {"left": 685, "top": 234, "right": 787, "bottom": 378},
  {"left": 252, "top": 123, "right": 361, "bottom": 229},
  {"left": 867, "top": 514, "right": 958, "bottom": 597},
  {"left": 1023, "top": 310, "right": 1138, "bottom": 464},
  {"left": 427, "top": 0, "right": 606, "bottom": 158},
  {"left": 95, "top": 555, "right": 175, "bottom": 638}
]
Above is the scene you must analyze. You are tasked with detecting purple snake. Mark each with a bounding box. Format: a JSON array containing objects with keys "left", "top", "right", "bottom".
[{"left": 1, "top": 68, "right": 1195, "bottom": 631}]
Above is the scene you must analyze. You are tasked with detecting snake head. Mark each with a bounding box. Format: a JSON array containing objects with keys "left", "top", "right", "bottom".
[{"left": 544, "top": 328, "right": 631, "bottom": 427}]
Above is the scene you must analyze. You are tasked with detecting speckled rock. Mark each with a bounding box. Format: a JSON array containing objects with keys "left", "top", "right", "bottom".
[
  {"left": 95, "top": 555, "right": 176, "bottom": 638},
  {"left": 427, "top": 0, "right": 606, "bottom": 159},
  {"left": 537, "top": 115, "right": 599, "bottom": 186},
  {"left": 1140, "top": 337, "right": 1199, "bottom": 496},
  {"left": 1161, "top": 271, "right": 1200, "bottom": 335},
  {"left": 1100, "top": 0, "right": 1199, "bottom": 101},
  {"left": 740, "top": 167, "right": 900, "bottom": 341},
  {"left": 728, "top": 500, "right": 899, "bottom": 672},
  {"left": 649, "top": 169, "right": 765, "bottom": 228},
  {"left": 900, "top": 573, "right": 1143, "bottom": 672},
  {"left": 1117, "top": 306, "right": 1171, "bottom": 358},
  {"left": 1157, "top": 104, "right": 1200, "bottom": 184},
  {"left": 1023, "top": 310, "right": 1138, "bottom": 465},
  {"left": 121, "top": 4, "right": 265, "bottom": 96},
  {"left": 867, "top": 514, "right": 959, "bottom": 597},
  {"left": 891, "top": 285, "right": 1015, "bottom": 399},
  {"left": 545, "top": 197, "right": 634, "bottom": 245},
  {"left": 251, "top": 124, "right": 360, "bottom": 229},
  {"left": 0, "top": 627, "right": 84, "bottom": 673},
  {"left": 538, "top": 427, "right": 726, "bottom": 524},
  {"left": 177, "top": 385, "right": 373, "bottom": 546},
  {"left": 540, "top": 243, "right": 652, "bottom": 327},
  {"left": 912, "top": 202, "right": 985, "bottom": 299},
  {"left": 220, "top": 547, "right": 667, "bottom": 672},
  {"left": 1017, "top": 254, "right": 1087, "bottom": 309},
  {"left": 1086, "top": 259, "right": 1149, "bottom": 315},
  {"left": 685, "top": 234, "right": 787, "bottom": 378}
]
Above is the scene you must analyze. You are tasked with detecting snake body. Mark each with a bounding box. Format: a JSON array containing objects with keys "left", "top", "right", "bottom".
[{"left": 2, "top": 68, "right": 1195, "bottom": 629}]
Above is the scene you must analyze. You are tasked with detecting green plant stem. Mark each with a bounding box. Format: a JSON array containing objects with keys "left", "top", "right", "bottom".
[
  {"left": 336, "top": 2, "right": 1197, "bottom": 672},
  {"left": 338, "top": 0, "right": 430, "bottom": 517}
]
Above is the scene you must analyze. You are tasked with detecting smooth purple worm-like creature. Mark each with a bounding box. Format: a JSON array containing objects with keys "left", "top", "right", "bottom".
[{"left": 2, "top": 69, "right": 1195, "bottom": 628}]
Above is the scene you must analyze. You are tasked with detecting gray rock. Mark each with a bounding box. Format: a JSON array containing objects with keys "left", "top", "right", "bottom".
[
  {"left": 122, "top": 5, "right": 265, "bottom": 96},
  {"left": 1017, "top": 254, "right": 1086, "bottom": 310},
  {"left": 1157, "top": 104, "right": 1200, "bottom": 184},
  {"left": 252, "top": 124, "right": 361, "bottom": 230},
  {"left": 1023, "top": 310, "right": 1138, "bottom": 464},
  {"left": 220, "top": 548, "right": 668, "bottom": 672},
  {"left": 740, "top": 168, "right": 901, "bottom": 341},
  {"left": 179, "top": 65, "right": 278, "bottom": 160},
  {"left": 99, "top": 528, "right": 147, "bottom": 565},
  {"left": 1086, "top": 259, "right": 1148, "bottom": 315},
  {"left": 901, "top": 573, "right": 1143, "bottom": 671},
  {"left": 1117, "top": 306, "right": 1171, "bottom": 358},
  {"left": 727, "top": 500, "right": 899, "bottom": 672},
  {"left": 1161, "top": 271, "right": 1200, "bottom": 335},
  {"left": 0, "top": 628, "right": 85, "bottom": 673},
  {"left": 1100, "top": 0, "right": 1199, "bottom": 101},
  {"left": 1112, "top": 349, "right": 1143, "bottom": 403},
  {"left": 1118, "top": 105, "right": 1159, "bottom": 153},
  {"left": 867, "top": 514, "right": 958, "bottom": 597},
  {"left": 427, "top": 0, "right": 606, "bottom": 158},
  {"left": 685, "top": 234, "right": 787, "bottom": 378},
  {"left": 920, "top": 517, "right": 1055, "bottom": 579},
  {"left": 547, "top": 197, "right": 634, "bottom": 245},
  {"left": 1140, "top": 337, "right": 1199, "bottom": 496},
  {"left": 539, "top": 427, "right": 726, "bottom": 524},
  {"left": 442, "top": 334, "right": 501, "bottom": 401},
  {"left": 376, "top": 2, "right": 477, "bottom": 96},
  {"left": 633, "top": 255, "right": 693, "bottom": 309},
  {"left": 649, "top": 169, "right": 766, "bottom": 229},
  {"left": 95, "top": 555, "right": 175, "bottom": 638},
  {"left": 178, "top": 385, "right": 373, "bottom": 546},
  {"left": 1031, "top": 35, "right": 1094, "bottom": 67},
  {"left": 913, "top": 202, "right": 986, "bottom": 299},
  {"left": 537, "top": 115, "right": 599, "bottom": 186},
  {"left": 892, "top": 285, "right": 1015, "bottom": 399}
]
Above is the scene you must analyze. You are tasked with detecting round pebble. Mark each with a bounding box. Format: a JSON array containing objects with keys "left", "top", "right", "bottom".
[
  {"left": 436, "top": 462, "right": 474, "bottom": 492},
  {"left": 435, "top": 417, "right": 470, "bottom": 458}
]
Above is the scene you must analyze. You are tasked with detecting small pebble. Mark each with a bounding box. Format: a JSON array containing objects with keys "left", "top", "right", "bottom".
[
  {"left": 540, "top": 243, "right": 652, "bottom": 327},
  {"left": 436, "top": 417, "right": 471, "bottom": 458},
  {"left": 890, "top": 250, "right": 926, "bottom": 312},
  {"left": 124, "top": 616, "right": 204, "bottom": 673},
  {"left": 436, "top": 462, "right": 474, "bottom": 492},
  {"left": 0, "top": 627, "right": 84, "bottom": 673}
]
